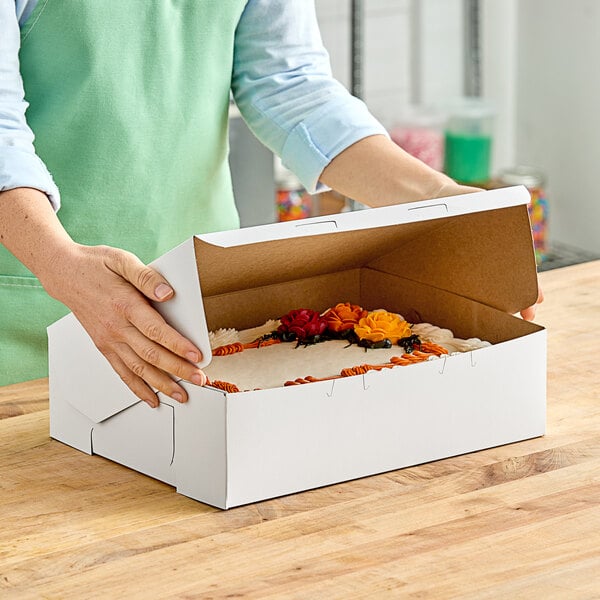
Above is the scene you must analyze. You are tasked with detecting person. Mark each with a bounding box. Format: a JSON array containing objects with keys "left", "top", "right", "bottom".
[{"left": 0, "top": 0, "right": 540, "bottom": 406}]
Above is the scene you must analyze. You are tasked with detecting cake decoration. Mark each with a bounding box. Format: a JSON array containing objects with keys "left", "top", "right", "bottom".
[
  {"left": 283, "top": 341, "right": 449, "bottom": 387},
  {"left": 353, "top": 310, "right": 412, "bottom": 348},
  {"left": 212, "top": 335, "right": 281, "bottom": 356},
  {"left": 207, "top": 380, "right": 241, "bottom": 393},
  {"left": 397, "top": 334, "right": 422, "bottom": 354},
  {"left": 277, "top": 308, "right": 328, "bottom": 345},
  {"left": 323, "top": 302, "right": 368, "bottom": 336},
  {"left": 209, "top": 319, "right": 281, "bottom": 349},
  {"left": 204, "top": 302, "right": 490, "bottom": 393}
]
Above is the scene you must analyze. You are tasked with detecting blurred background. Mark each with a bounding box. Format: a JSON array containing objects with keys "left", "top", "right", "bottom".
[{"left": 229, "top": 0, "right": 600, "bottom": 271}]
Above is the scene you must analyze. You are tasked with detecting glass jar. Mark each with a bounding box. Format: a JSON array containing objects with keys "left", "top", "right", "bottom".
[
  {"left": 500, "top": 166, "right": 549, "bottom": 265},
  {"left": 444, "top": 100, "right": 494, "bottom": 184},
  {"left": 390, "top": 106, "right": 445, "bottom": 172},
  {"left": 274, "top": 158, "right": 312, "bottom": 222}
]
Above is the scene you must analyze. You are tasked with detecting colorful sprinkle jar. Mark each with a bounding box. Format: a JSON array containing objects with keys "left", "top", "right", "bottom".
[
  {"left": 276, "top": 188, "right": 312, "bottom": 222},
  {"left": 500, "top": 166, "right": 549, "bottom": 265},
  {"left": 274, "top": 158, "right": 312, "bottom": 222}
]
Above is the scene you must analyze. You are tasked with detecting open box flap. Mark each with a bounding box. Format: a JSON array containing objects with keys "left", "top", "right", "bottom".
[
  {"left": 48, "top": 315, "right": 141, "bottom": 424},
  {"left": 150, "top": 238, "right": 212, "bottom": 368},
  {"left": 193, "top": 186, "right": 537, "bottom": 312}
]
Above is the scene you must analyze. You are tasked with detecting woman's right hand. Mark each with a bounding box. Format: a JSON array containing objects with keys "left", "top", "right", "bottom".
[
  {"left": 0, "top": 187, "right": 205, "bottom": 408},
  {"left": 43, "top": 243, "right": 206, "bottom": 408}
]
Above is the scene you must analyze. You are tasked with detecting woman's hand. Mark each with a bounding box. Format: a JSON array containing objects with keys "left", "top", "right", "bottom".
[
  {"left": 44, "top": 243, "right": 206, "bottom": 408},
  {"left": 0, "top": 187, "right": 205, "bottom": 407},
  {"left": 520, "top": 286, "right": 544, "bottom": 321},
  {"left": 432, "top": 179, "right": 483, "bottom": 198}
]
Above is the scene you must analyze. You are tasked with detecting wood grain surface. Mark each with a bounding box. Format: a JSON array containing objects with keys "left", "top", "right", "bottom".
[{"left": 1, "top": 261, "right": 599, "bottom": 599}]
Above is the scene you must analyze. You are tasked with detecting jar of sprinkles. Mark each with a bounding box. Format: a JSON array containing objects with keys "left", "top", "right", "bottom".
[
  {"left": 274, "top": 158, "right": 312, "bottom": 222},
  {"left": 500, "top": 166, "right": 549, "bottom": 265}
]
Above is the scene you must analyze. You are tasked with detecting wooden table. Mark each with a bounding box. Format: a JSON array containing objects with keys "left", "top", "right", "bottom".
[{"left": 1, "top": 261, "right": 599, "bottom": 599}]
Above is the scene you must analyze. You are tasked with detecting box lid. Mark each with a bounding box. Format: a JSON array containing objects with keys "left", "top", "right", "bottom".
[
  {"left": 153, "top": 186, "right": 537, "bottom": 366},
  {"left": 192, "top": 185, "right": 536, "bottom": 301}
]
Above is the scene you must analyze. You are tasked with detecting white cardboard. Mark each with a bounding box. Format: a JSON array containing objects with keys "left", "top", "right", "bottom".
[
  {"left": 48, "top": 186, "right": 546, "bottom": 509},
  {"left": 199, "top": 186, "right": 529, "bottom": 248}
]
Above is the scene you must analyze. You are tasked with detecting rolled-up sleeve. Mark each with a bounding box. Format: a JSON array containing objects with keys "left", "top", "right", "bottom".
[
  {"left": 0, "top": 0, "right": 60, "bottom": 209},
  {"left": 231, "top": 0, "right": 388, "bottom": 193}
]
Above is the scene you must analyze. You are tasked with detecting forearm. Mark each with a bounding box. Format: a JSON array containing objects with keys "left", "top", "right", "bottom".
[
  {"left": 320, "top": 134, "right": 477, "bottom": 208},
  {"left": 0, "top": 187, "right": 73, "bottom": 294}
]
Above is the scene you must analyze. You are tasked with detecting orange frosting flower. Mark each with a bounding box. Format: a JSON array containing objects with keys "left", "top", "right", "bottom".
[
  {"left": 354, "top": 311, "right": 412, "bottom": 343},
  {"left": 325, "top": 302, "right": 368, "bottom": 333}
]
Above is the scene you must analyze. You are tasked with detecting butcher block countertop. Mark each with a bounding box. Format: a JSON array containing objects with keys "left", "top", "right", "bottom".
[{"left": 1, "top": 261, "right": 599, "bottom": 599}]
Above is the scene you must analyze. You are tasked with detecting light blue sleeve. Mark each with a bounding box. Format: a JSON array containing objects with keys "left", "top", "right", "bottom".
[
  {"left": 231, "top": 0, "right": 388, "bottom": 194},
  {"left": 0, "top": 0, "right": 60, "bottom": 209}
]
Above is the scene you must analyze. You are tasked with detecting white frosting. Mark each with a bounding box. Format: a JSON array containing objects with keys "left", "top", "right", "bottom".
[
  {"left": 209, "top": 319, "right": 281, "bottom": 350},
  {"left": 209, "top": 328, "right": 239, "bottom": 349},
  {"left": 411, "top": 322, "right": 491, "bottom": 353}
]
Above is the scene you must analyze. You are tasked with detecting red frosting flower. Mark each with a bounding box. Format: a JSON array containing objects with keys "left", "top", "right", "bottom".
[
  {"left": 278, "top": 308, "right": 328, "bottom": 341},
  {"left": 324, "top": 302, "right": 368, "bottom": 333}
]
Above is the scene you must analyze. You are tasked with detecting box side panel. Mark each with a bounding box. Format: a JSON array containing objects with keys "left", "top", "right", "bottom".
[
  {"left": 172, "top": 384, "right": 228, "bottom": 509},
  {"left": 48, "top": 315, "right": 140, "bottom": 425},
  {"left": 48, "top": 320, "right": 94, "bottom": 453},
  {"left": 203, "top": 269, "right": 361, "bottom": 331},
  {"left": 48, "top": 345, "right": 94, "bottom": 454},
  {"left": 90, "top": 400, "right": 176, "bottom": 486},
  {"left": 225, "top": 331, "right": 546, "bottom": 508},
  {"left": 360, "top": 268, "right": 543, "bottom": 344}
]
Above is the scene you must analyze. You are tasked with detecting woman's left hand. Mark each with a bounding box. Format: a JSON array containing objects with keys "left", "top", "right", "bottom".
[{"left": 520, "top": 285, "right": 544, "bottom": 321}]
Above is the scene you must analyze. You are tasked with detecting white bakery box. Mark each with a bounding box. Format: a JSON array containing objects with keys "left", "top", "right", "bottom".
[{"left": 48, "top": 186, "right": 546, "bottom": 509}]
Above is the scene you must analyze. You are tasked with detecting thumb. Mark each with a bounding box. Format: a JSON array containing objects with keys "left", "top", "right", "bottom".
[{"left": 105, "top": 248, "right": 174, "bottom": 302}]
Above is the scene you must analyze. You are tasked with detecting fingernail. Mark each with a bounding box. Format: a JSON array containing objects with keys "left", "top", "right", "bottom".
[
  {"left": 191, "top": 372, "right": 205, "bottom": 386},
  {"left": 171, "top": 392, "right": 184, "bottom": 403},
  {"left": 155, "top": 283, "right": 174, "bottom": 300},
  {"left": 187, "top": 351, "right": 199, "bottom": 363}
]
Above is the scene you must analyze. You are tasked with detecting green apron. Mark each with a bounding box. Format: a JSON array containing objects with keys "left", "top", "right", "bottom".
[{"left": 0, "top": 0, "right": 246, "bottom": 385}]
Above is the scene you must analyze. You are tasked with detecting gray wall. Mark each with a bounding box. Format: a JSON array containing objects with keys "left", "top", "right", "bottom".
[{"left": 515, "top": 0, "right": 600, "bottom": 254}]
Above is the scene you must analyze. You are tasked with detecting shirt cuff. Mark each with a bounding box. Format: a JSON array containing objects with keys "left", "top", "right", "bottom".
[
  {"left": 280, "top": 94, "right": 389, "bottom": 194},
  {"left": 0, "top": 146, "right": 60, "bottom": 210}
]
